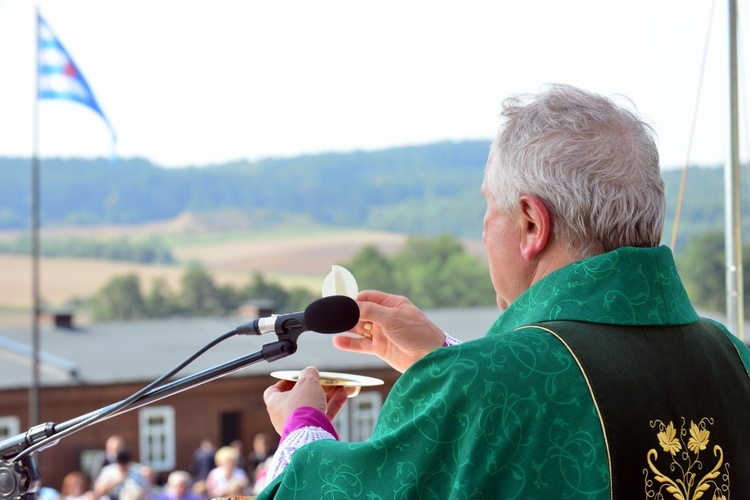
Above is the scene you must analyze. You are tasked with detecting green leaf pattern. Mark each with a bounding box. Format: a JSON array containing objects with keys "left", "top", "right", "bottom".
[{"left": 259, "top": 246, "right": 715, "bottom": 498}]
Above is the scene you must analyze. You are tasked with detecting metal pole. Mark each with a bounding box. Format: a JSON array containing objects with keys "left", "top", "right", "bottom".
[
  {"left": 30, "top": 5, "right": 41, "bottom": 427},
  {"left": 725, "top": 0, "right": 743, "bottom": 339}
]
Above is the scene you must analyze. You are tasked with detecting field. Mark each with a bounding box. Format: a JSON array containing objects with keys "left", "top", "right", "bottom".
[{"left": 0, "top": 215, "right": 486, "bottom": 328}]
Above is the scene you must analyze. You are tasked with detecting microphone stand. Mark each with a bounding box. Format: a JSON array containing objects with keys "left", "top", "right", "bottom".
[{"left": 0, "top": 331, "right": 302, "bottom": 500}]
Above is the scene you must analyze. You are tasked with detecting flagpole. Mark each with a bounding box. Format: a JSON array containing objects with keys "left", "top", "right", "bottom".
[
  {"left": 725, "top": 0, "right": 743, "bottom": 340},
  {"left": 31, "top": 15, "right": 116, "bottom": 429},
  {"left": 30, "top": 5, "right": 41, "bottom": 428}
]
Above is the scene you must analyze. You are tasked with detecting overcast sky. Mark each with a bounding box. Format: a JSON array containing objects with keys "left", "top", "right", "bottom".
[{"left": 0, "top": 0, "right": 748, "bottom": 169}]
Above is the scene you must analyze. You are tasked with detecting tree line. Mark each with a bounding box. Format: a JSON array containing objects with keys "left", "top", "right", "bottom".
[
  {"left": 0, "top": 142, "right": 489, "bottom": 240},
  {"left": 91, "top": 234, "right": 496, "bottom": 321},
  {"left": 0, "top": 149, "right": 740, "bottom": 244},
  {"left": 675, "top": 231, "right": 750, "bottom": 317},
  {"left": 91, "top": 268, "right": 316, "bottom": 321},
  {"left": 89, "top": 230, "right": 750, "bottom": 323},
  {"left": 0, "top": 235, "right": 174, "bottom": 264}
]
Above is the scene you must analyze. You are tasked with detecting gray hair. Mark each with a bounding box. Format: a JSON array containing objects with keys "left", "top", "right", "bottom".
[
  {"left": 485, "top": 83, "right": 665, "bottom": 258},
  {"left": 167, "top": 470, "right": 191, "bottom": 486}
]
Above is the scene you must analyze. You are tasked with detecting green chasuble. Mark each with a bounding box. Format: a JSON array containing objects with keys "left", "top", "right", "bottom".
[{"left": 258, "top": 246, "right": 750, "bottom": 499}]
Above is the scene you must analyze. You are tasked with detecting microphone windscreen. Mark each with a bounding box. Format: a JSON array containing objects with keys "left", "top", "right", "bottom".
[{"left": 304, "top": 295, "right": 360, "bottom": 333}]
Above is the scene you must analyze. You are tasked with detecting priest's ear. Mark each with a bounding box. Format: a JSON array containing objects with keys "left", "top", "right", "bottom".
[{"left": 518, "top": 194, "right": 551, "bottom": 260}]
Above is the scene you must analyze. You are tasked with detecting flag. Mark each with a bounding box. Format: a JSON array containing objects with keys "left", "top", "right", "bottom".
[{"left": 37, "top": 13, "right": 117, "bottom": 158}]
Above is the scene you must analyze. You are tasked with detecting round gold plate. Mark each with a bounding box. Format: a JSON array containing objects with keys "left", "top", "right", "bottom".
[{"left": 270, "top": 370, "right": 384, "bottom": 398}]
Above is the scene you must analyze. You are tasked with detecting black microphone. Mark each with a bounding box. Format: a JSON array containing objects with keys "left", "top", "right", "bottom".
[{"left": 233, "top": 295, "right": 359, "bottom": 336}]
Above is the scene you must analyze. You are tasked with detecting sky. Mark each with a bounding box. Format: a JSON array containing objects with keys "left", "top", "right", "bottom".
[{"left": 0, "top": 0, "right": 748, "bottom": 169}]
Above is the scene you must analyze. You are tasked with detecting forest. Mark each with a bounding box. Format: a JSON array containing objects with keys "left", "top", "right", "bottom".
[{"left": 0, "top": 141, "right": 742, "bottom": 250}]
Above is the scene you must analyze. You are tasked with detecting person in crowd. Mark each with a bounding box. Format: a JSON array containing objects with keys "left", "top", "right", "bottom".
[
  {"left": 93, "top": 449, "right": 151, "bottom": 500},
  {"left": 117, "top": 485, "right": 146, "bottom": 500},
  {"left": 141, "top": 466, "right": 160, "bottom": 500},
  {"left": 204, "top": 446, "right": 249, "bottom": 498},
  {"left": 60, "top": 471, "right": 96, "bottom": 500},
  {"left": 188, "top": 439, "right": 215, "bottom": 483},
  {"left": 258, "top": 84, "right": 750, "bottom": 498},
  {"left": 156, "top": 471, "right": 206, "bottom": 500},
  {"left": 189, "top": 480, "right": 207, "bottom": 500},
  {"left": 224, "top": 479, "right": 246, "bottom": 498},
  {"left": 88, "top": 435, "right": 125, "bottom": 482},
  {"left": 228, "top": 440, "right": 245, "bottom": 472},
  {"left": 246, "top": 433, "right": 276, "bottom": 492}
]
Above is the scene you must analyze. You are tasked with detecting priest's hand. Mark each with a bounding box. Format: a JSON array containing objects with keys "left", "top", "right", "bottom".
[
  {"left": 333, "top": 290, "right": 446, "bottom": 373},
  {"left": 263, "top": 366, "right": 348, "bottom": 435}
]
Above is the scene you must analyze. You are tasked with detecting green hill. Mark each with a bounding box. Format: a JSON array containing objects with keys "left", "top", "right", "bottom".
[{"left": 0, "top": 143, "right": 745, "bottom": 252}]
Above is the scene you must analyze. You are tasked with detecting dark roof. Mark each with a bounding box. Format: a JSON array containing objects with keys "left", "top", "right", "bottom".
[{"left": 0, "top": 307, "right": 501, "bottom": 390}]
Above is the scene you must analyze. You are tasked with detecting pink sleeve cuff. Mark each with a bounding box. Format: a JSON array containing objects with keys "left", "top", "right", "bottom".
[{"left": 280, "top": 406, "right": 339, "bottom": 443}]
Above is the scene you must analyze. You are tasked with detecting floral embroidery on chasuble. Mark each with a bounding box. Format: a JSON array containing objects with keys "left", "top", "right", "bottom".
[
  {"left": 258, "top": 247, "right": 750, "bottom": 499},
  {"left": 528, "top": 319, "right": 750, "bottom": 499}
]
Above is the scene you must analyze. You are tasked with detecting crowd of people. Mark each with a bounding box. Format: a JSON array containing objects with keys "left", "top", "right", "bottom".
[{"left": 42, "top": 433, "right": 278, "bottom": 500}]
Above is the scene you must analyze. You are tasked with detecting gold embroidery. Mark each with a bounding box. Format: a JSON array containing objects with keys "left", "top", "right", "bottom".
[
  {"left": 644, "top": 417, "right": 730, "bottom": 499},
  {"left": 657, "top": 421, "right": 681, "bottom": 456}
]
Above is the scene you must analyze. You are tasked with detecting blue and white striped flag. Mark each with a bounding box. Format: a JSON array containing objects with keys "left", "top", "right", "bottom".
[{"left": 38, "top": 13, "right": 117, "bottom": 157}]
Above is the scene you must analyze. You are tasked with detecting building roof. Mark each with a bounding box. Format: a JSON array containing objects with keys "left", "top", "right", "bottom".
[{"left": 0, "top": 307, "right": 502, "bottom": 391}]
